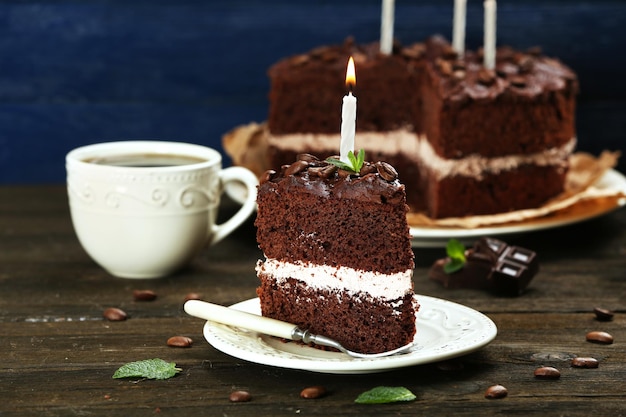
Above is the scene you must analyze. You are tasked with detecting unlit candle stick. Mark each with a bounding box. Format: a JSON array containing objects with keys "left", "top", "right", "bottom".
[
  {"left": 340, "top": 57, "right": 357, "bottom": 163},
  {"left": 452, "top": 0, "right": 467, "bottom": 55},
  {"left": 483, "top": 0, "right": 497, "bottom": 69},
  {"left": 380, "top": 0, "right": 395, "bottom": 55}
]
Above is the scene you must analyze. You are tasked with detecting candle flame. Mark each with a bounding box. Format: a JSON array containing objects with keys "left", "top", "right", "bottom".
[{"left": 345, "top": 56, "right": 356, "bottom": 90}]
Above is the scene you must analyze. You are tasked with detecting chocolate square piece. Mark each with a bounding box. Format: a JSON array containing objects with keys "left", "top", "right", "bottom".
[
  {"left": 482, "top": 237, "right": 508, "bottom": 258},
  {"left": 489, "top": 245, "right": 539, "bottom": 295},
  {"left": 429, "top": 237, "right": 539, "bottom": 296}
]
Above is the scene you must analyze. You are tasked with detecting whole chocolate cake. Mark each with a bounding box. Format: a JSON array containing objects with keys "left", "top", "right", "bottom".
[
  {"left": 255, "top": 153, "right": 418, "bottom": 354},
  {"left": 265, "top": 36, "right": 578, "bottom": 219}
]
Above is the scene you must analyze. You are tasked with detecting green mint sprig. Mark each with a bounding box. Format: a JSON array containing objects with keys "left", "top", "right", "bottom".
[
  {"left": 444, "top": 239, "right": 466, "bottom": 274},
  {"left": 113, "top": 358, "right": 181, "bottom": 380},
  {"left": 326, "top": 149, "right": 365, "bottom": 174},
  {"left": 355, "top": 386, "right": 417, "bottom": 404}
]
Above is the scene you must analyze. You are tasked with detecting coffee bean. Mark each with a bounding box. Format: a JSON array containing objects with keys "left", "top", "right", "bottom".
[
  {"left": 229, "top": 390, "right": 251, "bottom": 402},
  {"left": 401, "top": 44, "right": 425, "bottom": 60},
  {"left": 285, "top": 160, "right": 309, "bottom": 176},
  {"left": 484, "top": 384, "right": 508, "bottom": 399},
  {"left": 436, "top": 58, "right": 453, "bottom": 76},
  {"left": 586, "top": 331, "right": 614, "bottom": 345},
  {"left": 441, "top": 44, "right": 458, "bottom": 60},
  {"left": 510, "top": 76, "right": 527, "bottom": 88},
  {"left": 297, "top": 153, "right": 319, "bottom": 163},
  {"left": 103, "top": 307, "right": 127, "bottom": 321},
  {"left": 321, "top": 164, "right": 338, "bottom": 178},
  {"left": 290, "top": 54, "right": 309, "bottom": 66},
  {"left": 376, "top": 161, "right": 398, "bottom": 181},
  {"left": 309, "top": 164, "right": 337, "bottom": 179},
  {"left": 300, "top": 386, "right": 326, "bottom": 399},
  {"left": 184, "top": 292, "right": 202, "bottom": 302},
  {"left": 534, "top": 366, "right": 560, "bottom": 380},
  {"left": 260, "top": 170, "right": 276, "bottom": 185},
  {"left": 478, "top": 68, "right": 496, "bottom": 86},
  {"left": 133, "top": 289, "right": 157, "bottom": 301},
  {"left": 453, "top": 69, "right": 466, "bottom": 80},
  {"left": 337, "top": 168, "right": 352, "bottom": 179},
  {"left": 571, "top": 357, "right": 599, "bottom": 368},
  {"left": 167, "top": 336, "right": 193, "bottom": 348},
  {"left": 517, "top": 55, "right": 535, "bottom": 73},
  {"left": 593, "top": 307, "right": 614, "bottom": 322},
  {"left": 452, "top": 61, "right": 466, "bottom": 71},
  {"left": 358, "top": 163, "right": 377, "bottom": 176}
]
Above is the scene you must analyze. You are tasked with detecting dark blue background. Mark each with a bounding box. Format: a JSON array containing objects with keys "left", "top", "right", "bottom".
[{"left": 1, "top": 0, "right": 625, "bottom": 183}]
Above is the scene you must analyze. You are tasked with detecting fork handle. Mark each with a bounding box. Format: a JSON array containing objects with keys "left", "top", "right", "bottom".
[{"left": 184, "top": 299, "right": 298, "bottom": 340}]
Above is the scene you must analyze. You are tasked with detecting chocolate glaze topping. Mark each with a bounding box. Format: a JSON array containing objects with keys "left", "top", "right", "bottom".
[
  {"left": 269, "top": 37, "right": 425, "bottom": 77},
  {"left": 425, "top": 35, "right": 579, "bottom": 103},
  {"left": 260, "top": 153, "right": 406, "bottom": 205}
]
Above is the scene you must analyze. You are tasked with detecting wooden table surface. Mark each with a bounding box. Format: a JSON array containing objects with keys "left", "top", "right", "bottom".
[{"left": 2, "top": 185, "right": 625, "bottom": 416}]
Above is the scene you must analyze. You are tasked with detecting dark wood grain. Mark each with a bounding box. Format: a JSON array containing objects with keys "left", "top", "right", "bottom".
[{"left": 1, "top": 185, "right": 625, "bottom": 416}]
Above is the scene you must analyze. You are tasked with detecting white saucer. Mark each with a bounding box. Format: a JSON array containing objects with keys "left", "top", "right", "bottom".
[
  {"left": 202, "top": 296, "right": 497, "bottom": 374},
  {"left": 410, "top": 169, "right": 626, "bottom": 247}
]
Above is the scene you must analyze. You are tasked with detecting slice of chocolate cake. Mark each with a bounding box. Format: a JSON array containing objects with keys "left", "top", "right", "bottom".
[{"left": 255, "top": 153, "right": 418, "bottom": 354}]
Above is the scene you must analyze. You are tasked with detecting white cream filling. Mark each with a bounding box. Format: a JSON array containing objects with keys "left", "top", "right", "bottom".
[
  {"left": 415, "top": 135, "right": 576, "bottom": 180},
  {"left": 268, "top": 131, "right": 576, "bottom": 180},
  {"left": 256, "top": 258, "right": 414, "bottom": 301},
  {"left": 267, "top": 130, "right": 415, "bottom": 155}
]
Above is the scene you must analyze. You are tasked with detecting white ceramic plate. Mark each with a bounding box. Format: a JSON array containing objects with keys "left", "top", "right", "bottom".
[
  {"left": 410, "top": 169, "right": 626, "bottom": 248},
  {"left": 202, "top": 295, "right": 497, "bottom": 374}
]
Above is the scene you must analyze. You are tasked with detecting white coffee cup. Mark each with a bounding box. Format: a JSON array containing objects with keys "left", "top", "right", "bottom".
[{"left": 66, "top": 140, "right": 258, "bottom": 279}]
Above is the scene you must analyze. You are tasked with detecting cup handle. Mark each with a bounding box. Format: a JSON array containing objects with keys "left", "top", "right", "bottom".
[{"left": 209, "top": 166, "right": 258, "bottom": 246}]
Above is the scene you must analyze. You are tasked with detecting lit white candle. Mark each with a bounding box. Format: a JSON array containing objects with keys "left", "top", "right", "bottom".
[
  {"left": 340, "top": 57, "right": 357, "bottom": 163},
  {"left": 483, "top": 0, "right": 497, "bottom": 69},
  {"left": 452, "top": 0, "right": 467, "bottom": 55},
  {"left": 380, "top": 0, "right": 395, "bottom": 55}
]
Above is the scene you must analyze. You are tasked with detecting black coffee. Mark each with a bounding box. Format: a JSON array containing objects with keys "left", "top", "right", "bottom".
[{"left": 84, "top": 153, "right": 207, "bottom": 167}]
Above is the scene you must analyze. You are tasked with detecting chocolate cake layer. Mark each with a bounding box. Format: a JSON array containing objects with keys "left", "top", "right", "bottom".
[
  {"left": 268, "top": 38, "right": 425, "bottom": 135},
  {"left": 423, "top": 37, "right": 578, "bottom": 159},
  {"left": 255, "top": 155, "right": 414, "bottom": 274},
  {"left": 257, "top": 273, "right": 416, "bottom": 354},
  {"left": 420, "top": 163, "right": 568, "bottom": 218}
]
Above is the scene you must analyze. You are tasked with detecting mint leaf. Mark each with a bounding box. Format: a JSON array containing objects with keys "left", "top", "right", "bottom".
[
  {"left": 326, "top": 149, "right": 365, "bottom": 174},
  {"left": 355, "top": 386, "right": 416, "bottom": 404},
  {"left": 446, "top": 239, "right": 466, "bottom": 261},
  {"left": 355, "top": 148, "right": 365, "bottom": 169},
  {"left": 348, "top": 150, "right": 358, "bottom": 168},
  {"left": 113, "top": 358, "right": 181, "bottom": 380},
  {"left": 444, "top": 257, "right": 465, "bottom": 274},
  {"left": 443, "top": 239, "right": 466, "bottom": 274},
  {"left": 325, "top": 157, "right": 353, "bottom": 171}
]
